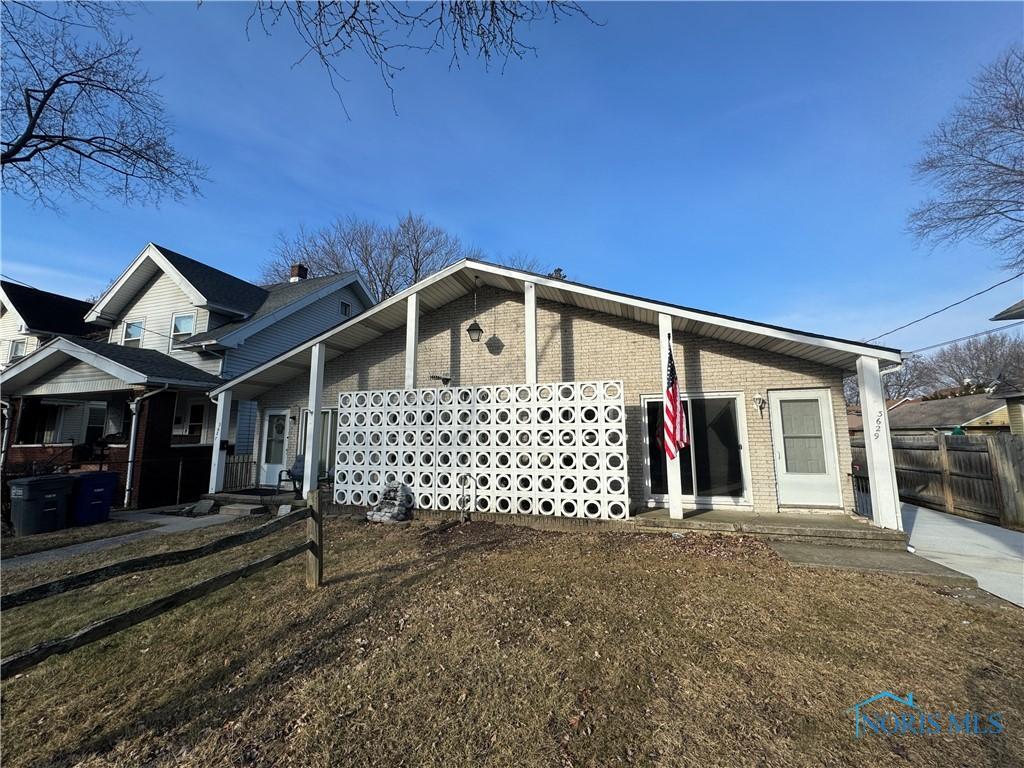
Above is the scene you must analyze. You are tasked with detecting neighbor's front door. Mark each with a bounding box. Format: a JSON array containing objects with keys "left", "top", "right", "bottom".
[
  {"left": 261, "top": 409, "right": 290, "bottom": 486},
  {"left": 768, "top": 389, "right": 842, "bottom": 507}
]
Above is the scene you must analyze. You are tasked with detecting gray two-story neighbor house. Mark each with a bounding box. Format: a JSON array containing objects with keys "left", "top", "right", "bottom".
[{"left": 1, "top": 243, "right": 372, "bottom": 507}]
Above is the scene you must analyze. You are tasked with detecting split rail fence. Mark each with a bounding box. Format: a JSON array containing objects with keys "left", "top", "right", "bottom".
[
  {"left": 0, "top": 493, "right": 324, "bottom": 680},
  {"left": 852, "top": 432, "right": 1024, "bottom": 531}
]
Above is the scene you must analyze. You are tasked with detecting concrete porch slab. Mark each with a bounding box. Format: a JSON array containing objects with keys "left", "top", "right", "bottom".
[
  {"left": 768, "top": 541, "right": 978, "bottom": 588},
  {"left": 634, "top": 508, "right": 907, "bottom": 549}
]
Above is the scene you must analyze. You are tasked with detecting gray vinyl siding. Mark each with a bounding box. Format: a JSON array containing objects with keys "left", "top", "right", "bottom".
[
  {"left": 21, "top": 359, "right": 128, "bottom": 396},
  {"left": 221, "top": 284, "right": 365, "bottom": 455},
  {"left": 221, "top": 285, "right": 366, "bottom": 379},
  {"left": 106, "top": 270, "right": 222, "bottom": 375},
  {"left": 0, "top": 308, "right": 39, "bottom": 366}
]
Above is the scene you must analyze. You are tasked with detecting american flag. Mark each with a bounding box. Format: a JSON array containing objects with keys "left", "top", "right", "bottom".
[{"left": 664, "top": 346, "right": 688, "bottom": 459}]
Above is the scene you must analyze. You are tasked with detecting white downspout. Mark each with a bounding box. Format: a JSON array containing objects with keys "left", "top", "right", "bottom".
[{"left": 123, "top": 385, "right": 169, "bottom": 507}]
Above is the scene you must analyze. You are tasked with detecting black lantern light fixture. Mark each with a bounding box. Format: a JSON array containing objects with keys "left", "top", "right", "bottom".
[{"left": 466, "top": 278, "right": 483, "bottom": 342}]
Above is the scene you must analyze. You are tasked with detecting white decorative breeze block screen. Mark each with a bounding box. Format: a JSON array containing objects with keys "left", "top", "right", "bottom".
[{"left": 334, "top": 381, "right": 629, "bottom": 520}]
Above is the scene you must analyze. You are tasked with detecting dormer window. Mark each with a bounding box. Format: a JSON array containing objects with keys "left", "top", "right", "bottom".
[
  {"left": 340, "top": 301, "right": 352, "bottom": 318},
  {"left": 170, "top": 312, "right": 196, "bottom": 348},
  {"left": 122, "top": 320, "right": 144, "bottom": 348},
  {"left": 9, "top": 339, "right": 26, "bottom": 362}
]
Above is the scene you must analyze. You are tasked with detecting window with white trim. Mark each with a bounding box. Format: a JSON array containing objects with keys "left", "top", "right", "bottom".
[
  {"left": 170, "top": 312, "right": 196, "bottom": 348},
  {"left": 9, "top": 339, "right": 26, "bottom": 361},
  {"left": 122, "top": 320, "right": 144, "bottom": 348}
]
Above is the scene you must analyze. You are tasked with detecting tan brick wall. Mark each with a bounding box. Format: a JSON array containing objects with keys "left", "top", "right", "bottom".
[{"left": 256, "top": 285, "right": 855, "bottom": 515}]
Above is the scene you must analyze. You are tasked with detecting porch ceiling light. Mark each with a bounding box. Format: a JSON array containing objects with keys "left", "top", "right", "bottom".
[{"left": 467, "top": 320, "right": 483, "bottom": 343}]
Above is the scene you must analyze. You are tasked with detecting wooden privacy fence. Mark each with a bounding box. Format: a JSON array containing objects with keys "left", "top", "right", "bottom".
[
  {"left": 0, "top": 492, "right": 323, "bottom": 680},
  {"left": 852, "top": 433, "right": 1024, "bottom": 531}
]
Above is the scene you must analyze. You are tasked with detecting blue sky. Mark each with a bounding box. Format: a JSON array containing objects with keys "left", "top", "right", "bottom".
[{"left": 2, "top": 1, "right": 1022, "bottom": 353}]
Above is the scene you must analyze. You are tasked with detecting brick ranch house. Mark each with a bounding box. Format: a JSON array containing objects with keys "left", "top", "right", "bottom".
[{"left": 208, "top": 260, "right": 905, "bottom": 530}]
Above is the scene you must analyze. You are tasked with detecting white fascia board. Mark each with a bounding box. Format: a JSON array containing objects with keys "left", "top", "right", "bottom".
[
  {"left": 85, "top": 243, "right": 207, "bottom": 323},
  {"left": 210, "top": 261, "right": 470, "bottom": 396},
  {"left": 0, "top": 285, "right": 26, "bottom": 331},
  {"left": 181, "top": 275, "right": 359, "bottom": 349},
  {"left": 211, "top": 257, "right": 901, "bottom": 397},
  {"left": 461, "top": 260, "right": 904, "bottom": 363}
]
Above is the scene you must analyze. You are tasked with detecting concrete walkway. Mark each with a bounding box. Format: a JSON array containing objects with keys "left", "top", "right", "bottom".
[
  {"left": 901, "top": 502, "right": 1024, "bottom": 607},
  {"left": 2, "top": 510, "right": 235, "bottom": 570}
]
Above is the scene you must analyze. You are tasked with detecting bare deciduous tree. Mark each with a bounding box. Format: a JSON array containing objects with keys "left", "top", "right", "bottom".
[
  {"left": 924, "top": 332, "right": 1024, "bottom": 392},
  {"left": 248, "top": 1, "right": 591, "bottom": 111},
  {"left": 263, "top": 212, "right": 553, "bottom": 300},
  {"left": 843, "top": 353, "right": 935, "bottom": 406},
  {"left": 910, "top": 47, "right": 1024, "bottom": 269},
  {"left": 1, "top": 1, "right": 205, "bottom": 207}
]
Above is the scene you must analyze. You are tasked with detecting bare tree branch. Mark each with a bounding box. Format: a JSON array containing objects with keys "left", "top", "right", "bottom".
[
  {"left": 1, "top": 1, "right": 205, "bottom": 208},
  {"left": 246, "top": 1, "right": 593, "bottom": 115},
  {"left": 910, "top": 47, "right": 1024, "bottom": 269}
]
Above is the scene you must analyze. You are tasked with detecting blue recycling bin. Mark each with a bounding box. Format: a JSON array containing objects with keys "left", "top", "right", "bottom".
[{"left": 70, "top": 471, "right": 119, "bottom": 526}]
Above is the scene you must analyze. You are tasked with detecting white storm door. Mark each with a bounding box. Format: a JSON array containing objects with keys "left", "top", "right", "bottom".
[
  {"left": 260, "top": 409, "right": 290, "bottom": 485},
  {"left": 768, "top": 390, "right": 841, "bottom": 507}
]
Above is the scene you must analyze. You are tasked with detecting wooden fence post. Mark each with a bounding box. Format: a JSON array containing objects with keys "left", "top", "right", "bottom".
[
  {"left": 306, "top": 489, "right": 323, "bottom": 589},
  {"left": 988, "top": 433, "right": 1024, "bottom": 531},
  {"left": 936, "top": 433, "right": 956, "bottom": 516}
]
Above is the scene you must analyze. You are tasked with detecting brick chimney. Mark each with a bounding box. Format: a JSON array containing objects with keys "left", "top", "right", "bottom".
[{"left": 289, "top": 263, "right": 309, "bottom": 283}]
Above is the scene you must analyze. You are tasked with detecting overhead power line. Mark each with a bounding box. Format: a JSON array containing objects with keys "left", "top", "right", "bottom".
[
  {"left": 908, "top": 320, "right": 1024, "bottom": 355},
  {"left": 865, "top": 271, "right": 1024, "bottom": 343}
]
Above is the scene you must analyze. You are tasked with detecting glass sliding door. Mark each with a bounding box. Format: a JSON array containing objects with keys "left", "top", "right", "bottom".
[{"left": 644, "top": 393, "right": 749, "bottom": 505}]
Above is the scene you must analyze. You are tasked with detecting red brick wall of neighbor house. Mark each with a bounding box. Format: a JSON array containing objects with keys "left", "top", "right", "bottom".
[
  {"left": 253, "top": 285, "right": 856, "bottom": 515},
  {"left": 3, "top": 392, "right": 212, "bottom": 509},
  {"left": 131, "top": 391, "right": 212, "bottom": 508}
]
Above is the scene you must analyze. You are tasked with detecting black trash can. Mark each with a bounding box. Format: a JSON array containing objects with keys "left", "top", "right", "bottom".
[
  {"left": 8, "top": 474, "right": 75, "bottom": 536},
  {"left": 70, "top": 471, "right": 120, "bottom": 526}
]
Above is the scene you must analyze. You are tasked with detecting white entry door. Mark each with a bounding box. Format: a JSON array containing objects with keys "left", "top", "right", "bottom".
[
  {"left": 260, "top": 409, "right": 290, "bottom": 485},
  {"left": 768, "top": 389, "right": 842, "bottom": 507}
]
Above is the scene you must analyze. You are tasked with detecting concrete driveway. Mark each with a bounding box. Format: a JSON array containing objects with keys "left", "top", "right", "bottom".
[{"left": 901, "top": 503, "right": 1024, "bottom": 607}]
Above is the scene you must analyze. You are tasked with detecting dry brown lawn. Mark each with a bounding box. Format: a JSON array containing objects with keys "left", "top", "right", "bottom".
[{"left": 1, "top": 518, "right": 1021, "bottom": 767}]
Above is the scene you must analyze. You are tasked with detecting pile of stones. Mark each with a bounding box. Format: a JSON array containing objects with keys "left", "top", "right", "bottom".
[{"left": 366, "top": 481, "right": 414, "bottom": 523}]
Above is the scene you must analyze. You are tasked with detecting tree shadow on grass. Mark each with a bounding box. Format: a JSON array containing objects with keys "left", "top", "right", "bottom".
[{"left": 35, "top": 530, "right": 506, "bottom": 768}]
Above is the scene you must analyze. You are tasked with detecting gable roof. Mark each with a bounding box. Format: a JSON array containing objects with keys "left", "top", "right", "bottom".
[
  {"left": 991, "top": 298, "right": 1024, "bottom": 321},
  {"left": 177, "top": 271, "right": 371, "bottom": 349},
  {"left": 0, "top": 281, "right": 97, "bottom": 336},
  {"left": 881, "top": 393, "right": 1006, "bottom": 431},
  {"left": 85, "top": 243, "right": 269, "bottom": 323},
  {"left": 0, "top": 336, "right": 222, "bottom": 392},
  {"left": 213, "top": 258, "right": 903, "bottom": 399}
]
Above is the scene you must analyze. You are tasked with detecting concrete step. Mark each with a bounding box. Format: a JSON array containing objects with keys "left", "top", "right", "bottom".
[{"left": 219, "top": 504, "right": 266, "bottom": 516}]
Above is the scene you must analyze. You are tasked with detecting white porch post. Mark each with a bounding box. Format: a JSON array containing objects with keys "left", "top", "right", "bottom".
[
  {"left": 302, "top": 342, "right": 326, "bottom": 497},
  {"left": 856, "top": 356, "right": 903, "bottom": 531},
  {"left": 524, "top": 281, "right": 537, "bottom": 384},
  {"left": 658, "top": 313, "right": 684, "bottom": 519},
  {"left": 405, "top": 293, "right": 419, "bottom": 389},
  {"left": 208, "top": 390, "right": 232, "bottom": 493}
]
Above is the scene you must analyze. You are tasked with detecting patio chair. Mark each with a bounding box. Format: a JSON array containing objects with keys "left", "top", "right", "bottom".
[{"left": 277, "top": 454, "right": 305, "bottom": 500}]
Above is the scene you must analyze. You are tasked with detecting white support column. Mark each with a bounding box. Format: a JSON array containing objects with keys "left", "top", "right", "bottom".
[
  {"left": 524, "top": 281, "right": 537, "bottom": 384},
  {"left": 658, "top": 313, "right": 684, "bottom": 519},
  {"left": 856, "top": 356, "right": 903, "bottom": 531},
  {"left": 208, "top": 390, "right": 233, "bottom": 493},
  {"left": 302, "top": 342, "right": 326, "bottom": 497},
  {"left": 405, "top": 292, "right": 419, "bottom": 389}
]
